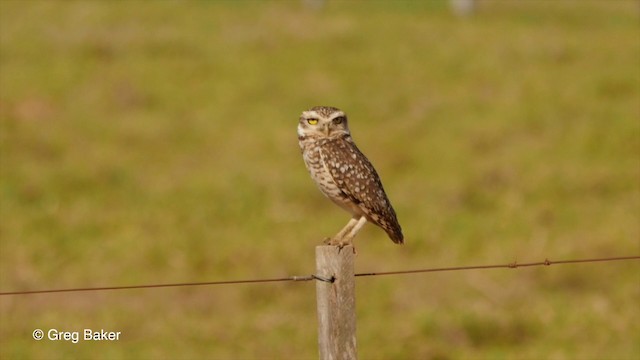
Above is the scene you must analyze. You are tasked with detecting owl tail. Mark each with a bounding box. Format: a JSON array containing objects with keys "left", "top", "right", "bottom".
[{"left": 386, "top": 225, "right": 404, "bottom": 244}]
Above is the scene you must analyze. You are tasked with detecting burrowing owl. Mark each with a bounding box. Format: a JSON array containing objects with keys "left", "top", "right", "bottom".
[{"left": 298, "top": 106, "right": 403, "bottom": 247}]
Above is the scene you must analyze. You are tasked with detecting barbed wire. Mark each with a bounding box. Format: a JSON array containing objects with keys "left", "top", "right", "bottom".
[
  {"left": 355, "top": 255, "right": 640, "bottom": 277},
  {"left": 1, "top": 255, "right": 637, "bottom": 296},
  {"left": 0, "top": 274, "right": 330, "bottom": 296}
]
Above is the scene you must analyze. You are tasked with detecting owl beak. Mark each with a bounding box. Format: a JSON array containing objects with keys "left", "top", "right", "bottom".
[{"left": 323, "top": 123, "right": 330, "bottom": 136}]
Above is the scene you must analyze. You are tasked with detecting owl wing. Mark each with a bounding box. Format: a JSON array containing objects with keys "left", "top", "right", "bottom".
[{"left": 319, "top": 136, "right": 403, "bottom": 243}]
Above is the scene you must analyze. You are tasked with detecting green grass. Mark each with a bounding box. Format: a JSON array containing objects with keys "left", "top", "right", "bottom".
[{"left": 1, "top": 1, "right": 639, "bottom": 359}]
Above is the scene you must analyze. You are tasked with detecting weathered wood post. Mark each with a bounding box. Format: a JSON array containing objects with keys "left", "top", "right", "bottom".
[{"left": 315, "top": 245, "right": 357, "bottom": 360}]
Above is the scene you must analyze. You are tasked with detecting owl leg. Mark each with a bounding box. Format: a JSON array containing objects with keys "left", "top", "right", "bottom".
[
  {"left": 324, "top": 217, "right": 359, "bottom": 246},
  {"left": 342, "top": 216, "right": 367, "bottom": 244},
  {"left": 335, "top": 217, "right": 359, "bottom": 240},
  {"left": 333, "top": 216, "right": 367, "bottom": 249}
]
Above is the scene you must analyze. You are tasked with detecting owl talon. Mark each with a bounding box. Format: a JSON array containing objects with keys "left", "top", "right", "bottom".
[
  {"left": 334, "top": 239, "right": 353, "bottom": 252},
  {"left": 336, "top": 243, "right": 357, "bottom": 255},
  {"left": 323, "top": 237, "right": 341, "bottom": 246}
]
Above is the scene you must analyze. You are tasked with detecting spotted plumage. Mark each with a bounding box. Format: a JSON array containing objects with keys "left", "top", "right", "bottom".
[{"left": 298, "top": 106, "right": 403, "bottom": 246}]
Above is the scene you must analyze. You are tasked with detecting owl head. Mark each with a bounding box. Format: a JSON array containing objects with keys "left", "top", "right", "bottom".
[{"left": 298, "top": 106, "right": 350, "bottom": 139}]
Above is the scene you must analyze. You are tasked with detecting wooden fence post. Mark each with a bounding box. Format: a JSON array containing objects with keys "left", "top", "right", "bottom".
[{"left": 315, "top": 245, "right": 357, "bottom": 360}]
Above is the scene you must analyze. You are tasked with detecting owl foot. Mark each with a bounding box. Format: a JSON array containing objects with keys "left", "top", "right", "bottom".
[
  {"left": 340, "top": 244, "right": 357, "bottom": 255},
  {"left": 333, "top": 238, "right": 358, "bottom": 255},
  {"left": 336, "top": 242, "right": 357, "bottom": 255},
  {"left": 321, "top": 237, "right": 356, "bottom": 254}
]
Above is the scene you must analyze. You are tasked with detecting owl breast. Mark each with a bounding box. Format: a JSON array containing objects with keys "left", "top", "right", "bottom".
[{"left": 299, "top": 136, "right": 365, "bottom": 217}]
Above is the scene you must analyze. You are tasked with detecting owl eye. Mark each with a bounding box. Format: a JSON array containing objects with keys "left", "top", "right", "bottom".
[
  {"left": 307, "top": 118, "right": 319, "bottom": 125},
  {"left": 333, "top": 117, "right": 345, "bottom": 125}
]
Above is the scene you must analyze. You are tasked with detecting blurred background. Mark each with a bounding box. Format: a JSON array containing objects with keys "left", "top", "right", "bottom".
[{"left": 1, "top": 0, "right": 638, "bottom": 359}]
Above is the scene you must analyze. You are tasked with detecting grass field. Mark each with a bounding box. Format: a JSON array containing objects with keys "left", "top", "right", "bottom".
[{"left": 1, "top": 1, "right": 639, "bottom": 359}]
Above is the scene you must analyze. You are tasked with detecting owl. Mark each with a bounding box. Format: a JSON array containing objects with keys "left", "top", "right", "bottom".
[{"left": 298, "top": 106, "right": 403, "bottom": 247}]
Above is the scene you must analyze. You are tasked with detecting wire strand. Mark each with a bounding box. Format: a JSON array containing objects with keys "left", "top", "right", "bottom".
[
  {"left": 354, "top": 255, "right": 640, "bottom": 277},
  {"left": 0, "top": 276, "right": 313, "bottom": 296},
  {"left": 1, "top": 255, "right": 637, "bottom": 296}
]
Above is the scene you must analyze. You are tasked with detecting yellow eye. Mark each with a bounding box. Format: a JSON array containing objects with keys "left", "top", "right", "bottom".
[{"left": 307, "top": 119, "right": 318, "bottom": 125}]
